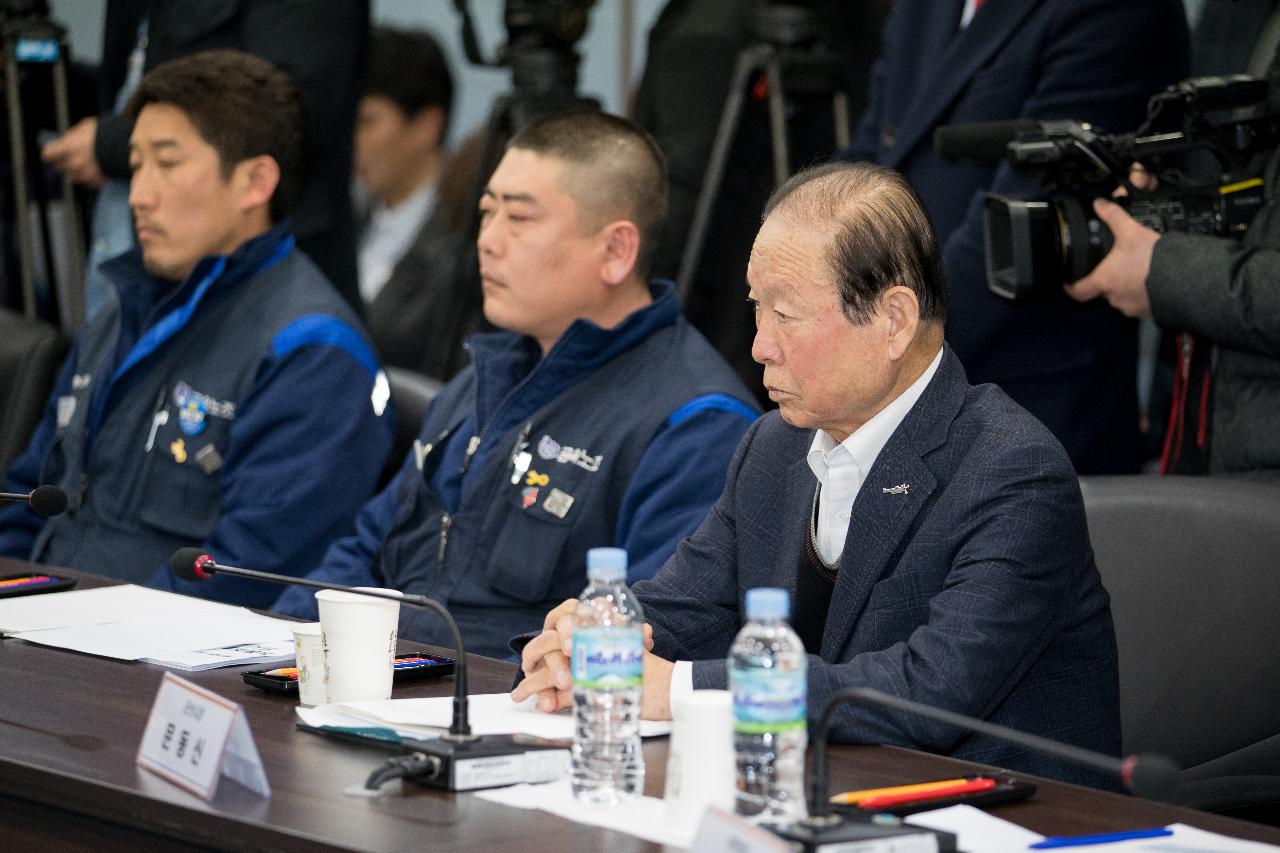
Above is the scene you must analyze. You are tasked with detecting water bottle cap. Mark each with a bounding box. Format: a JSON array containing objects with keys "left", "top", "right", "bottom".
[
  {"left": 745, "top": 587, "right": 789, "bottom": 620},
  {"left": 586, "top": 547, "right": 627, "bottom": 582}
]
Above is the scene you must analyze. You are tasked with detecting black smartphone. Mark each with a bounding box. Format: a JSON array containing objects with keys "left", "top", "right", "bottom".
[
  {"left": 242, "top": 652, "right": 457, "bottom": 693},
  {"left": 0, "top": 572, "right": 77, "bottom": 599}
]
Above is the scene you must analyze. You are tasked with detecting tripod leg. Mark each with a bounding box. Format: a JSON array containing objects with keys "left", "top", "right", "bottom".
[
  {"left": 676, "top": 45, "right": 769, "bottom": 306},
  {"left": 833, "top": 90, "right": 850, "bottom": 151},
  {"left": 5, "top": 39, "right": 37, "bottom": 320},
  {"left": 51, "top": 37, "right": 84, "bottom": 334},
  {"left": 765, "top": 54, "right": 789, "bottom": 187}
]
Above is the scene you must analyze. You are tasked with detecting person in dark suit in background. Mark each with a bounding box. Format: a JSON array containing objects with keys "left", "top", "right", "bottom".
[
  {"left": 354, "top": 26, "right": 476, "bottom": 381},
  {"left": 516, "top": 161, "right": 1120, "bottom": 788},
  {"left": 42, "top": 0, "right": 368, "bottom": 315},
  {"left": 838, "top": 0, "right": 1190, "bottom": 474}
]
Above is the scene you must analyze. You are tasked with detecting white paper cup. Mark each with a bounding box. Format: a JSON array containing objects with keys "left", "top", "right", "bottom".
[
  {"left": 316, "top": 588, "right": 400, "bottom": 704},
  {"left": 291, "top": 622, "right": 327, "bottom": 707},
  {"left": 665, "top": 689, "right": 736, "bottom": 837}
]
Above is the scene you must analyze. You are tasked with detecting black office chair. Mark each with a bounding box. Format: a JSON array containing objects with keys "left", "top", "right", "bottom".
[
  {"left": 1080, "top": 475, "right": 1280, "bottom": 824},
  {"left": 0, "top": 308, "right": 69, "bottom": 474},
  {"left": 378, "top": 366, "right": 444, "bottom": 488}
]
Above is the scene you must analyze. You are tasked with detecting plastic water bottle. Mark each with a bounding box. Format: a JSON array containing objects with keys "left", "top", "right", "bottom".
[
  {"left": 730, "top": 587, "right": 808, "bottom": 824},
  {"left": 571, "top": 547, "right": 646, "bottom": 803}
]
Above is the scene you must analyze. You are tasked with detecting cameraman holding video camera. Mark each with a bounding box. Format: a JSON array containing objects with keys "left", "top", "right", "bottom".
[{"left": 1067, "top": 1, "right": 1280, "bottom": 482}]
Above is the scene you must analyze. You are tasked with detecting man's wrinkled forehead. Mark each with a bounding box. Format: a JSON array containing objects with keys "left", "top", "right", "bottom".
[{"left": 750, "top": 211, "right": 835, "bottom": 279}]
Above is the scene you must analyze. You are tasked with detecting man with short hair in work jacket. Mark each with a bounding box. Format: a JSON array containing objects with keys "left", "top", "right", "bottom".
[
  {"left": 0, "top": 51, "right": 393, "bottom": 606},
  {"left": 274, "top": 112, "right": 759, "bottom": 660}
]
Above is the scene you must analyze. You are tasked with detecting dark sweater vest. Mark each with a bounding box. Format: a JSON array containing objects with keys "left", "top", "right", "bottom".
[{"left": 375, "top": 317, "right": 749, "bottom": 659}]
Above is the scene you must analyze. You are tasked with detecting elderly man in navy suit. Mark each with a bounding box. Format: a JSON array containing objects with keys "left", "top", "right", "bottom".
[{"left": 515, "top": 161, "right": 1121, "bottom": 787}]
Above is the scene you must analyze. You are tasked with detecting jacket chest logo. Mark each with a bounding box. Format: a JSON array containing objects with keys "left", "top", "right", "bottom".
[
  {"left": 173, "top": 382, "right": 236, "bottom": 436},
  {"left": 535, "top": 434, "right": 603, "bottom": 472}
]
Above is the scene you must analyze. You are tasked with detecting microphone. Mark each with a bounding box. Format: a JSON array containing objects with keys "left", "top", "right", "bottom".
[
  {"left": 772, "top": 687, "right": 1181, "bottom": 851},
  {"left": 934, "top": 119, "right": 1040, "bottom": 161},
  {"left": 170, "top": 547, "right": 468, "bottom": 735},
  {"left": 0, "top": 485, "right": 68, "bottom": 517},
  {"left": 169, "top": 549, "right": 568, "bottom": 791}
]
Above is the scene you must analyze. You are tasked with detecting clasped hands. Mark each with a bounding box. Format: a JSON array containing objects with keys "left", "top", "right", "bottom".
[{"left": 510, "top": 597, "right": 676, "bottom": 720}]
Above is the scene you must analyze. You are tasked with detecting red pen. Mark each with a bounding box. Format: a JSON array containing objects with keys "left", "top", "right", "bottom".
[{"left": 857, "top": 777, "right": 996, "bottom": 809}]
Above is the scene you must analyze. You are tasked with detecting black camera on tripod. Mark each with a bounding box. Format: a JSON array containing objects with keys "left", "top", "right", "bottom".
[
  {"left": 936, "top": 75, "right": 1280, "bottom": 302},
  {"left": 453, "top": 0, "right": 595, "bottom": 98}
]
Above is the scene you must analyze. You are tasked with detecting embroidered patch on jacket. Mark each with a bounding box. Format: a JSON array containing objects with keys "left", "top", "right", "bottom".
[
  {"left": 173, "top": 381, "right": 236, "bottom": 436},
  {"left": 536, "top": 434, "right": 603, "bottom": 472},
  {"left": 195, "top": 444, "right": 223, "bottom": 475},
  {"left": 542, "top": 488, "right": 574, "bottom": 519}
]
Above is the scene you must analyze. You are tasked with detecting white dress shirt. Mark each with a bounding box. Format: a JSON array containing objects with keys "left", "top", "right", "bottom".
[
  {"left": 357, "top": 180, "right": 437, "bottom": 305},
  {"left": 960, "top": 0, "right": 983, "bottom": 29},
  {"left": 806, "top": 348, "right": 943, "bottom": 564},
  {"left": 669, "top": 348, "right": 944, "bottom": 703}
]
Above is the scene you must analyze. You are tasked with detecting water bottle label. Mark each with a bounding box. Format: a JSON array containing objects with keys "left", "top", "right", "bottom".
[
  {"left": 572, "top": 627, "right": 643, "bottom": 689},
  {"left": 731, "top": 668, "right": 806, "bottom": 733}
]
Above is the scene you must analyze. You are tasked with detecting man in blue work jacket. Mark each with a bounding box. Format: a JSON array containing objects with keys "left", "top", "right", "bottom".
[
  {"left": 274, "top": 112, "right": 759, "bottom": 660},
  {"left": 0, "top": 50, "right": 394, "bottom": 606}
]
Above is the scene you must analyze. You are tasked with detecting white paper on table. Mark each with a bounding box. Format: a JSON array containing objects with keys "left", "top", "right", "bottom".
[
  {"left": 475, "top": 778, "right": 693, "bottom": 849},
  {"left": 337, "top": 693, "right": 673, "bottom": 740},
  {"left": 907, "top": 804, "right": 1044, "bottom": 852},
  {"left": 0, "top": 584, "right": 224, "bottom": 633},
  {"left": 295, "top": 704, "right": 441, "bottom": 741},
  {"left": 12, "top": 608, "right": 295, "bottom": 660}
]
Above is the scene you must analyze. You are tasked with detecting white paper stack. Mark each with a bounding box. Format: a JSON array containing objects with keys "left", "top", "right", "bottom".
[{"left": 1, "top": 584, "right": 296, "bottom": 662}]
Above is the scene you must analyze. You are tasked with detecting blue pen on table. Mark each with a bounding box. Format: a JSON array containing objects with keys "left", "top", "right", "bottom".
[{"left": 1030, "top": 827, "right": 1174, "bottom": 849}]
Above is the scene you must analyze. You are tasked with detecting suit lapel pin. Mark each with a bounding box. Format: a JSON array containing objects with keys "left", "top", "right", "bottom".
[{"left": 882, "top": 483, "right": 910, "bottom": 495}]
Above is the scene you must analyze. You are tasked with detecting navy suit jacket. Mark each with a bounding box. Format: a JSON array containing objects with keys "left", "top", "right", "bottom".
[
  {"left": 839, "top": 0, "right": 1190, "bottom": 474},
  {"left": 635, "top": 348, "right": 1122, "bottom": 786}
]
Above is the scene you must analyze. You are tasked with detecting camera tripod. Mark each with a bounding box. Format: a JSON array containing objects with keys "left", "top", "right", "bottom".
[
  {"left": 676, "top": 3, "right": 852, "bottom": 304},
  {"left": 2, "top": 5, "right": 84, "bottom": 332}
]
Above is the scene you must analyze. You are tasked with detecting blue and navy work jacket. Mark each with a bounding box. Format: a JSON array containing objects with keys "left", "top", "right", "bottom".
[
  {"left": 0, "top": 225, "right": 394, "bottom": 607},
  {"left": 274, "top": 282, "right": 758, "bottom": 659}
]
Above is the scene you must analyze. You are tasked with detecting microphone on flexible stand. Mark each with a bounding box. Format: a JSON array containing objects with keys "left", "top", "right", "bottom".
[
  {"left": 169, "top": 549, "right": 567, "bottom": 791},
  {"left": 1, "top": 485, "right": 68, "bottom": 517},
  {"left": 769, "top": 687, "right": 1181, "bottom": 852}
]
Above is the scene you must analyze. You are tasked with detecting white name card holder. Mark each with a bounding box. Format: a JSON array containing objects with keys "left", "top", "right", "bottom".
[
  {"left": 691, "top": 806, "right": 793, "bottom": 853},
  {"left": 136, "top": 671, "right": 271, "bottom": 801}
]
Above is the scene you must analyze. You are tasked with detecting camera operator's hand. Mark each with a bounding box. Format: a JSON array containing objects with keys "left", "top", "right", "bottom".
[
  {"left": 1065, "top": 197, "right": 1160, "bottom": 318},
  {"left": 41, "top": 117, "right": 106, "bottom": 189}
]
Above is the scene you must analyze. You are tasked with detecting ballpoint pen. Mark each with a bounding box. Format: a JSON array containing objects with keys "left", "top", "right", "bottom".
[
  {"left": 1030, "top": 827, "right": 1174, "bottom": 848},
  {"left": 857, "top": 778, "right": 996, "bottom": 809},
  {"left": 829, "top": 777, "right": 970, "bottom": 805}
]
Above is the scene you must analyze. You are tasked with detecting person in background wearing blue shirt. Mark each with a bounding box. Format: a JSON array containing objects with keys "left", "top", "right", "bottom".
[
  {"left": 273, "top": 111, "right": 759, "bottom": 660},
  {"left": 0, "top": 50, "right": 394, "bottom": 607}
]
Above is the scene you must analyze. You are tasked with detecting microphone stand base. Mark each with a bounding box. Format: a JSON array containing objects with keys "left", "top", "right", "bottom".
[{"left": 401, "top": 733, "right": 571, "bottom": 791}]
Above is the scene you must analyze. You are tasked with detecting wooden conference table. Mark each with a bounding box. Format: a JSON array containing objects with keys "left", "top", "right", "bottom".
[{"left": 1, "top": 560, "right": 1278, "bottom": 852}]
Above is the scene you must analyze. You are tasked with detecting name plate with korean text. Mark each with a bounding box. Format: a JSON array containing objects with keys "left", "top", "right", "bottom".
[{"left": 136, "top": 672, "right": 270, "bottom": 801}]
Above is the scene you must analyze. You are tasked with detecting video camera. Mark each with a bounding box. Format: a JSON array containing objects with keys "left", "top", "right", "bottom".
[
  {"left": 453, "top": 0, "right": 595, "bottom": 98},
  {"left": 935, "top": 75, "right": 1280, "bottom": 301}
]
